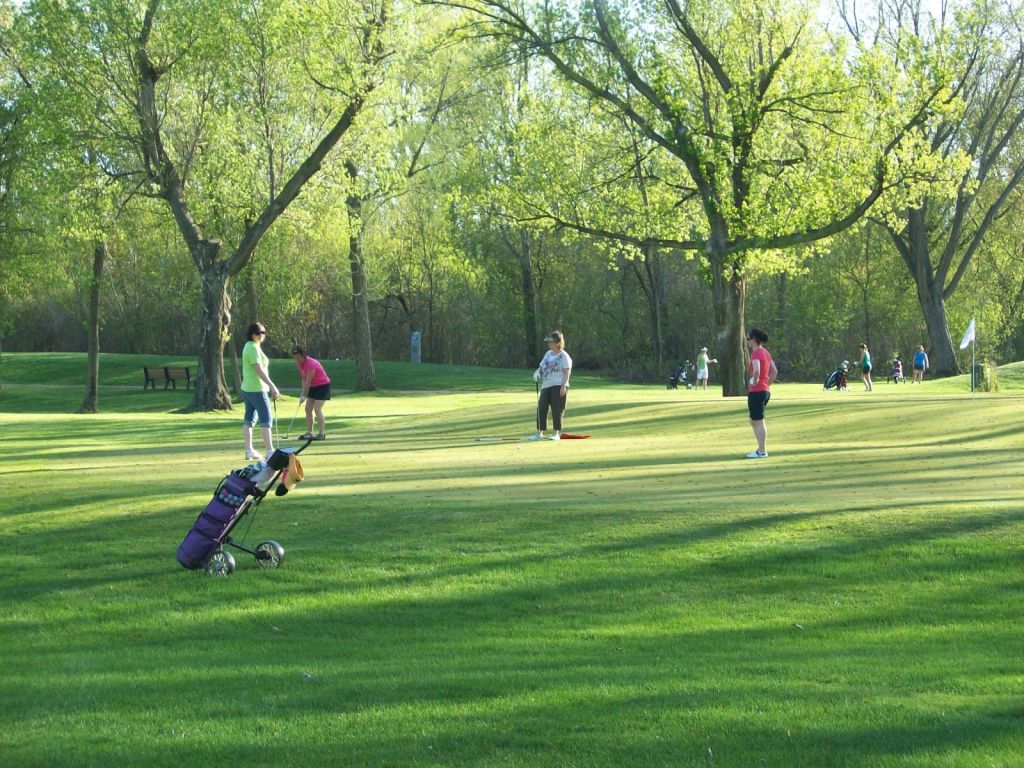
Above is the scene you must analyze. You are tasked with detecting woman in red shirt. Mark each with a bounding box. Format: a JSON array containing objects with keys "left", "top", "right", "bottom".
[
  {"left": 291, "top": 346, "right": 332, "bottom": 441},
  {"left": 745, "top": 328, "right": 778, "bottom": 458}
]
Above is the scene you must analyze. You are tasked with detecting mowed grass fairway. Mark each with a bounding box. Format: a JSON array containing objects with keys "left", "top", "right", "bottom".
[{"left": 2, "top": 354, "right": 1023, "bottom": 767}]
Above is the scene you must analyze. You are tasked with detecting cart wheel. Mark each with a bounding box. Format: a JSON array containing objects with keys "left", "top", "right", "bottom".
[
  {"left": 255, "top": 540, "right": 285, "bottom": 568},
  {"left": 205, "top": 550, "right": 235, "bottom": 577}
]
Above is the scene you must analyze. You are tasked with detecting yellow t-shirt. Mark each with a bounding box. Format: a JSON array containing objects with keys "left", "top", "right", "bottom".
[{"left": 242, "top": 341, "right": 269, "bottom": 392}]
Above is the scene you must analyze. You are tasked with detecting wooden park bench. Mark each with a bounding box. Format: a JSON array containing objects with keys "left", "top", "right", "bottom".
[{"left": 143, "top": 365, "right": 193, "bottom": 390}]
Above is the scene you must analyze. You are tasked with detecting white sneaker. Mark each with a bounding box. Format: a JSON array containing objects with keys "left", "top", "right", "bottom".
[
  {"left": 746, "top": 450, "right": 768, "bottom": 458},
  {"left": 245, "top": 450, "right": 260, "bottom": 461},
  {"left": 528, "top": 433, "right": 544, "bottom": 441},
  {"left": 548, "top": 433, "right": 561, "bottom": 441}
]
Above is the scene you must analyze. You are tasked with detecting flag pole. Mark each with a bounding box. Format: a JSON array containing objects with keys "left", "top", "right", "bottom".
[
  {"left": 972, "top": 324, "right": 977, "bottom": 395},
  {"left": 970, "top": 323, "right": 978, "bottom": 397},
  {"left": 960, "top": 317, "right": 977, "bottom": 393}
]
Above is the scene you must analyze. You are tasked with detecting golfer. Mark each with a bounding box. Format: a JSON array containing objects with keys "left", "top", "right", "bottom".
[
  {"left": 857, "top": 342, "right": 873, "bottom": 391},
  {"left": 746, "top": 327, "right": 777, "bottom": 459},
  {"left": 241, "top": 322, "right": 280, "bottom": 460},
  {"left": 291, "top": 345, "right": 331, "bottom": 441},
  {"left": 530, "top": 330, "right": 572, "bottom": 441},
  {"left": 695, "top": 346, "right": 717, "bottom": 390},
  {"left": 912, "top": 345, "right": 929, "bottom": 383}
]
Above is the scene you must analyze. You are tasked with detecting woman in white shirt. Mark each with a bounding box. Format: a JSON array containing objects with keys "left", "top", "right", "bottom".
[{"left": 530, "top": 331, "right": 573, "bottom": 441}]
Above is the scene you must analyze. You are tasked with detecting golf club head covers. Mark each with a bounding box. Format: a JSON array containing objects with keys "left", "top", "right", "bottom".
[
  {"left": 275, "top": 454, "right": 304, "bottom": 496},
  {"left": 267, "top": 448, "right": 293, "bottom": 471}
]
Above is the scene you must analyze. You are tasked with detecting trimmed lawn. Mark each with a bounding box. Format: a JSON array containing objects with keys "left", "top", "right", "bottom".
[{"left": 1, "top": 354, "right": 1022, "bottom": 767}]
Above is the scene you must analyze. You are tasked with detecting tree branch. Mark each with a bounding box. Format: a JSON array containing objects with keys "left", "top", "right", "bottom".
[
  {"left": 133, "top": 0, "right": 210, "bottom": 265},
  {"left": 663, "top": 0, "right": 734, "bottom": 94},
  {"left": 943, "top": 159, "right": 1024, "bottom": 300}
]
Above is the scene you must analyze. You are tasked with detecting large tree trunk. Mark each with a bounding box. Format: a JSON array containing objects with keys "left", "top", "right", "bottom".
[
  {"left": 346, "top": 162, "right": 376, "bottom": 391},
  {"left": 710, "top": 253, "right": 747, "bottom": 396},
  {"left": 902, "top": 210, "right": 959, "bottom": 376},
  {"left": 78, "top": 241, "right": 106, "bottom": 414},
  {"left": 189, "top": 263, "right": 234, "bottom": 411},
  {"left": 917, "top": 281, "right": 959, "bottom": 376}
]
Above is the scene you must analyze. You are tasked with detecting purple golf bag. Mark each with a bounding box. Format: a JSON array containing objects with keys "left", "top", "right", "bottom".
[
  {"left": 177, "top": 471, "right": 259, "bottom": 570},
  {"left": 176, "top": 441, "right": 310, "bottom": 576}
]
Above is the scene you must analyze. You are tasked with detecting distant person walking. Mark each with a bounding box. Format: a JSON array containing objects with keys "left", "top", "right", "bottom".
[
  {"left": 696, "top": 346, "right": 717, "bottom": 390},
  {"left": 241, "top": 322, "right": 280, "bottom": 460},
  {"left": 530, "top": 331, "right": 572, "bottom": 441},
  {"left": 857, "top": 342, "right": 873, "bottom": 391},
  {"left": 912, "top": 345, "right": 929, "bottom": 383},
  {"left": 746, "top": 327, "right": 777, "bottom": 459},
  {"left": 291, "top": 346, "right": 331, "bottom": 441}
]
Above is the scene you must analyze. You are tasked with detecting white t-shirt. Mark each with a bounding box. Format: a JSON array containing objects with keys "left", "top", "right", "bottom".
[{"left": 538, "top": 349, "right": 572, "bottom": 390}]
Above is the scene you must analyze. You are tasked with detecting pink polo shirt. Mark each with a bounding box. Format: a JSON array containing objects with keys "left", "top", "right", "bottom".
[
  {"left": 749, "top": 347, "right": 772, "bottom": 392},
  {"left": 295, "top": 355, "right": 330, "bottom": 387}
]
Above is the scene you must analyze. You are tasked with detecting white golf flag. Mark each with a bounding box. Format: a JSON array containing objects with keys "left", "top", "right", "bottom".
[{"left": 959, "top": 318, "right": 975, "bottom": 349}]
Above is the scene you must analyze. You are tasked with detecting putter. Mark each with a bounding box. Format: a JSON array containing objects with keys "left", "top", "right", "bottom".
[{"left": 283, "top": 399, "right": 301, "bottom": 439}]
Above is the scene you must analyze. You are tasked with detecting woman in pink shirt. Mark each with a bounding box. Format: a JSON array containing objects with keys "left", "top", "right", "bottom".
[
  {"left": 745, "top": 327, "right": 778, "bottom": 459},
  {"left": 291, "top": 346, "right": 332, "bottom": 441}
]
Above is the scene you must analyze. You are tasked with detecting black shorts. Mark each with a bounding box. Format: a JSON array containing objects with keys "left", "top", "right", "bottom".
[
  {"left": 307, "top": 383, "right": 331, "bottom": 401},
  {"left": 747, "top": 390, "right": 770, "bottom": 421}
]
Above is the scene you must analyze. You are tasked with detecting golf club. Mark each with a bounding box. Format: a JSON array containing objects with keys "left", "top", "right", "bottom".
[
  {"left": 272, "top": 397, "right": 279, "bottom": 450},
  {"left": 283, "top": 399, "right": 302, "bottom": 439}
]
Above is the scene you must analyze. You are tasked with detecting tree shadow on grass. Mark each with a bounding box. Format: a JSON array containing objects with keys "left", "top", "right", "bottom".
[{"left": 4, "top": 536, "right": 1022, "bottom": 767}]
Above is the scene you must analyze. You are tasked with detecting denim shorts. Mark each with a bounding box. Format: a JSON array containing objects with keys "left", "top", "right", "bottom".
[{"left": 242, "top": 390, "right": 272, "bottom": 428}]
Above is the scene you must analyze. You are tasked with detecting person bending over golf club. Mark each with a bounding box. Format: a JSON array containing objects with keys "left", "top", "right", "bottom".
[
  {"left": 241, "top": 322, "right": 280, "bottom": 460},
  {"left": 745, "top": 327, "right": 777, "bottom": 459},
  {"left": 530, "top": 331, "right": 572, "bottom": 441},
  {"left": 291, "top": 345, "right": 331, "bottom": 441}
]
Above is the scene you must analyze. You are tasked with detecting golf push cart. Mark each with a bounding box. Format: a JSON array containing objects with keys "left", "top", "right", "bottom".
[{"left": 177, "top": 439, "right": 312, "bottom": 576}]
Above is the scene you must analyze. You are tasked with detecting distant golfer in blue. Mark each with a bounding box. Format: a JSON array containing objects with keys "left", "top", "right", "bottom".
[
  {"left": 912, "top": 345, "right": 929, "bottom": 383},
  {"left": 530, "top": 330, "right": 572, "bottom": 441}
]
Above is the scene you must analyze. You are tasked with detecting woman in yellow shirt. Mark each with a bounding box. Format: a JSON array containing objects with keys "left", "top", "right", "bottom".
[{"left": 241, "top": 322, "right": 280, "bottom": 460}]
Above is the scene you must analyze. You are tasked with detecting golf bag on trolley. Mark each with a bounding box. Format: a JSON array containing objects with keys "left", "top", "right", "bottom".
[
  {"left": 824, "top": 361, "right": 850, "bottom": 391},
  {"left": 177, "top": 441, "right": 310, "bottom": 576},
  {"left": 888, "top": 357, "right": 905, "bottom": 383},
  {"left": 667, "top": 361, "right": 694, "bottom": 390}
]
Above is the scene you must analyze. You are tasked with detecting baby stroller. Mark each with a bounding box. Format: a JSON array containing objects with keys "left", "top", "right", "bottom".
[
  {"left": 888, "top": 356, "right": 905, "bottom": 383},
  {"left": 177, "top": 440, "right": 311, "bottom": 576},
  {"left": 667, "top": 361, "right": 694, "bottom": 390},
  {"left": 824, "top": 361, "right": 850, "bottom": 391}
]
